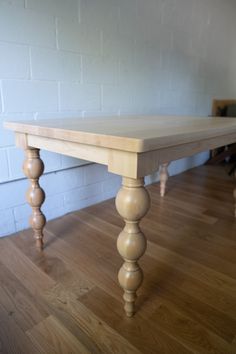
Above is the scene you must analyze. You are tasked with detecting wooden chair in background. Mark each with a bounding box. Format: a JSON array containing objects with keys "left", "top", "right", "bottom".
[
  {"left": 212, "top": 99, "right": 236, "bottom": 117},
  {"left": 208, "top": 99, "right": 236, "bottom": 168},
  {"left": 159, "top": 99, "right": 236, "bottom": 196}
]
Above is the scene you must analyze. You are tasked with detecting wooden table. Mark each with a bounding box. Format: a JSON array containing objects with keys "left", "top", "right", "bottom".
[{"left": 5, "top": 115, "right": 236, "bottom": 317}]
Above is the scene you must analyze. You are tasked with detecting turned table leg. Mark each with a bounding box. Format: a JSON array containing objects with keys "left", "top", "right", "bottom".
[
  {"left": 23, "top": 148, "right": 46, "bottom": 249},
  {"left": 115, "top": 177, "right": 150, "bottom": 317},
  {"left": 160, "top": 162, "right": 169, "bottom": 197}
]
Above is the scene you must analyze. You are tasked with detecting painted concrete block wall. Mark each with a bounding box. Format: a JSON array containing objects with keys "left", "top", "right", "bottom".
[{"left": 0, "top": 0, "right": 236, "bottom": 236}]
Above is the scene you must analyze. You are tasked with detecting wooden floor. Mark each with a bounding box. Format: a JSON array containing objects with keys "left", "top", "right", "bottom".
[{"left": 1, "top": 165, "right": 236, "bottom": 354}]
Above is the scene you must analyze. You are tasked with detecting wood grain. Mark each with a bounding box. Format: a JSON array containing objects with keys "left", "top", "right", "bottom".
[
  {"left": 5, "top": 115, "right": 236, "bottom": 181},
  {"left": 0, "top": 165, "right": 236, "bottom": 353},
  {"left": 23, "top": 148, "right": 46, "bottom": 249},
  {"left": 26, "top": 315, "right": 91, "bottom": 354},
  {"left": 5, "top": 115, "right": 236, "bottom": 153}
]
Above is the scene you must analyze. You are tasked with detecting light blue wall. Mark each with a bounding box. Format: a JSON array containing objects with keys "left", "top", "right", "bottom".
[{"left": 0, "top": 0, "right": 236, "bottom": 236}]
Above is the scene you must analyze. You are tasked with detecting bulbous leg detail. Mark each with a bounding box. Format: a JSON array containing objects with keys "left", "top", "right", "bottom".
[
  {"left": 160, "top": 162, "right": 169, "bottom": 197},
  {"left": 115, "top": 177, "right": 150, "bottom": 317},
  {"left": 23, "top": 148, "right": 46, "bottom": 249}
]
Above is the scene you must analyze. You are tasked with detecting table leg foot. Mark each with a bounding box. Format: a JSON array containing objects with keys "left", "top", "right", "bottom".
[
  {"left": 23, "top": 148, "right": 46, "bottom": 249},
  {"left": 115, "top": 177, "right": 150, "bottom": 317},
  {"left": 160, "top": 162, "right": 169, "bottom": 197}
]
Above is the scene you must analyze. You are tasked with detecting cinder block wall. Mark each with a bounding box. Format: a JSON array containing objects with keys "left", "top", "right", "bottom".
[{"left": 0, "top": 0, "right": 235, "bottom": 236}]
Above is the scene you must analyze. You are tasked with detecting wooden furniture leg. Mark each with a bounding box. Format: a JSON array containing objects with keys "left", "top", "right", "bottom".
[
  {"left": 23, "top": 148, "right": 46, "bottom": 249},
  {"left": 160, "top": 162, "right": 169, "bottom": 197},
  {"left": 115, "top": 177, "right": 150, "bottom": 317}
]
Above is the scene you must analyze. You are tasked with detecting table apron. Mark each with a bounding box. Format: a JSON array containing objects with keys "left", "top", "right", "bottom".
[{"left": 15, "top": 131, "right": 236, "bottom": 179}]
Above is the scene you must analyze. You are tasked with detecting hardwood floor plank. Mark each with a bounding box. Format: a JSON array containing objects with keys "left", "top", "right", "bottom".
[
  {"left": 43, "top": 283, "right": 142, "bottom": 354},
  {"left": 0, "top": 302, "right": 40, "bottom": 354},
  {"left": 0, "top": 238, "right": 56, "bottom": 295},
  {"left": 211, "top": 218, "right": 236, "bottom": 242},
  {"left": 142, "top": 255, "right": 236, "bottom": 321},
  {"left": 153, "top": 282, "right": 236, "bottom": 343},
  {"left": 26, "top": 315, "right": 91, "bottom": 354},
  {"left": 72, "top": 209, "right": 236, "bottom": 300},
  {"left": 79, "top": 286, "right": 194, "bottom": 354},
  {"left": 146, "top": 241, "right": 236, "bottom": 297},
  {"left": 0, "top": 261, "right": 48, "bottom": 332},
  {"left": 144, "top": 226, "right": 236, "bottom": 279},
  {"left": 0, "top": 165, "right": 235, "bottom": 353},
  {"left": 37, "top": 298, "right": 103, "bottom": 354},
  {"left": 84, "top": 197, "right": 236, "bottom": 251},
  {"left": 148, "top": 299, "right": 235, "bottom": 354},
  {"left": 12, "top": 228, "right": 95, "bottom": 298},
  {"left": 80, "top": 206, "right": 236, "bottom": 279},
  {"left": 150, "top": 198, "right": 218, "bottom": 225},
  {"left": 43, "top": 221, "right": 122, "bottom": 301}
]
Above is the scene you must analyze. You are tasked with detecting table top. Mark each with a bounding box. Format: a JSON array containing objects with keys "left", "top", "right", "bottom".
[{"left": 5, "top": 115, "right": 236, "bottom": 153}]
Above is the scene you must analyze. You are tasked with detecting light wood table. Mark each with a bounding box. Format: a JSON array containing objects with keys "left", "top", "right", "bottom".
[{"left": 5, "top": 115, "right": 236, "bottom": 317}]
